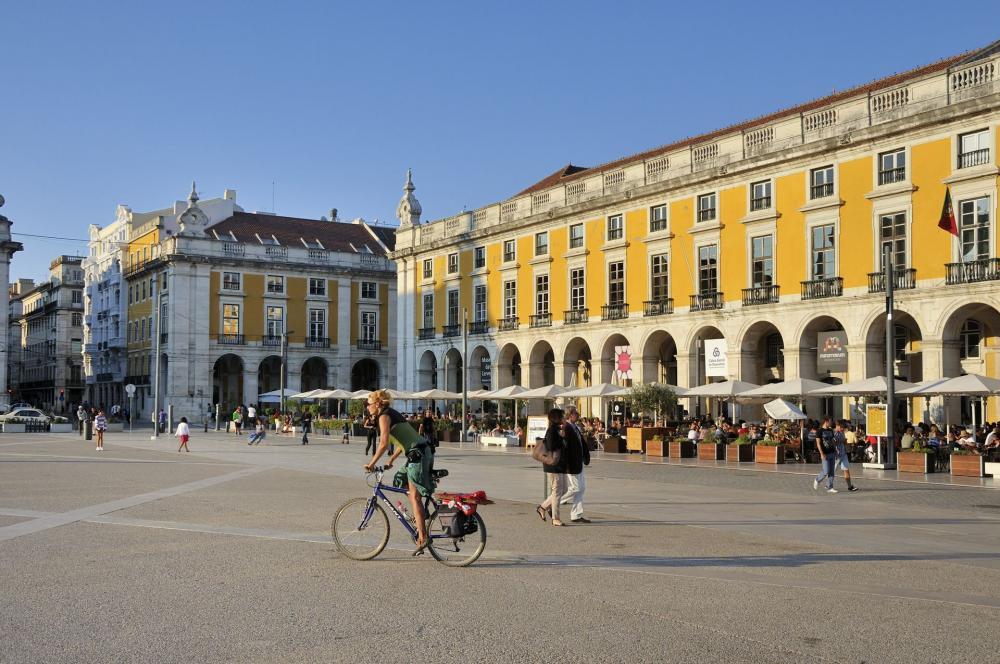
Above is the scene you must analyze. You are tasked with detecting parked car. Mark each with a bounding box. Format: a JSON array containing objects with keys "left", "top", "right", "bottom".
[{"left": 0, "top": 408, "right": 51, "bottom": 424}]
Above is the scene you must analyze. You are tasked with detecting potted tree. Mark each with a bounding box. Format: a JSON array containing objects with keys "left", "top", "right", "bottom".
[
  {"left": 626, "top": 384, "right": 677, "bottom": 453},
  {"left": 726, "top": 434, "right": 754, "bottom": 463},
  {"left": 755, "top": 438, "right": 785, "bottom": 464},
  {"left": 897, "top": 442, "right": 935, "bottom": 474},
  {"left": 950, "top": 449, "right": 986, "bottom": 478},
  {"left": 697, "top": 429, "right": 725, "bottom": 460},
  {"left": 669, "top": 436, "right": 696, "bottom": 459},
  {"left": 646, "top": 435, "right": 667, "bottom": 457}
]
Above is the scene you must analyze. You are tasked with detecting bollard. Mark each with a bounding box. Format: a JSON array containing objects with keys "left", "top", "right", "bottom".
[
  {"left": 167, "top": 404, "right": 174, "bottom": 434},
  {"left": 85, "top": 419, "right": 92, "bottom": 441},
  {"left": 214, "top": 403, "right": 221, "bottom": 431},
  {"left": 203, "top": 416, "right": 209, "bottom": 433}
]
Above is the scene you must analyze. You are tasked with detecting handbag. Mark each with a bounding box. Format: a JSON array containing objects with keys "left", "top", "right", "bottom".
[{"left": 531, "top": 437, "right": 561, "bottom": 466}]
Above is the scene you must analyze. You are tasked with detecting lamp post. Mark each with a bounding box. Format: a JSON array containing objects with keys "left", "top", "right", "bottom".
[
  {"left": 883, "top": 244, "right": 896, "bottom": 468},
  {"left": 150, "top": 286, "right": 162, "bottom": 441},
  {"left": 461, "top": 307, "right": 468, "bottom": 443},
  {"left": 279, "top": 329, "right": 294, "bottom": 416}
]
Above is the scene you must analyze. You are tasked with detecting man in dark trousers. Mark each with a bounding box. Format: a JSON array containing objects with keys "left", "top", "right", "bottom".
[
  {"left": 560, "top": 406, "right": 591, "bottom": 523},
  {"left": 301, "top": 410, "right": 312, "bottom": 445}
]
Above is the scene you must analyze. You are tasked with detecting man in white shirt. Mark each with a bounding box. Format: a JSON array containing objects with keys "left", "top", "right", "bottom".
[{"left": 247, "top": 405, "right": 257, "bottom": 423}]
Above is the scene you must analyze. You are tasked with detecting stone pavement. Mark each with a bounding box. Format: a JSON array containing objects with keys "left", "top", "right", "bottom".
[{"left": 1, "top": 430, "right": 999, "bottom": 663}]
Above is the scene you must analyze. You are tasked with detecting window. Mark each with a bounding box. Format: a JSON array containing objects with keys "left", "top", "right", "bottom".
[
  {"left": 810, "top": 166, "right": 834, "bottom": 199},
  {"left": 266, "top": 275, "right": 284, "bottom": 294},
  {"left": 650, "top": 205, "right": 668, "bottom": 232},
  {"left": 140, "top": 319, "right": 146, "bottom": 340},
  {"left": 697, "top": 193, "right": 716, "bottom": 222},
  {"left": 474, "top": 246, "right": 486, "bottom": 269},
  {"left": 222, "top": 272, "right": 242, "bottom": 291},
  {"left": 474, "top": 285, "right": 487, "bottom": 322},
  {"left": 503, "top": 239, "right": 516, "bottom": 262},
  {"left": 535, "top": 232, "right": 548, "bottom": 256},
  {"left": 751, "top": 235, "right": 774, "bottom": 287},
  {"left": 959, "top": 196, "right": 990, "bottom": 262},
  {"left": 569, "top": 223, "right": 584, "bottom": 249},
  {"left": 361, "top": 282, "right": 377, "bottom": 299},
  {"left": 811, "top": 224, "right": 836, "bottom": 279},
  {"left": 309, "top": 309, "right": 326, "bottom": 339},
  {"left": 650, "top": 254, "right": 669, "bottom": 301},
  {"left": 698, "top": 245, "right": 718, "bottom": 294},
  {"left": 879, "top": 213, "right": 907, "bottom": 269},
  {"left": 960, "top": 319, "right": 982, "bottom": 359},
  {"left": 309, "top": 278, "right": 326, "bottom": 296},
  {"left": 607, "top": 214, "right": 623, "bottom": 241},
  {"left": 959, "top": 129, "right": 990, "bottom": 168},
  {"left": 750, "top": 181, "right": 771, "bottom": 211},
  {"left": 570, "top": 268, "right": 586, "bottom": 310},
  {"left": 447, "top": 290, "right": 459, "bottom": 326},
  {"left": 503, "top": 281, "right": 517, "bottom": 318},
  {"left": 141, "top": 281, "right": 146, "bottom": 300},
  {"left": 894, "top": 324, "right": 909, "bottom": 361},
  {"left": 422, "top": 259, "right": 433, "bottom": 279},
  {"left": 128, "top": 285, "right": 133, "bottom": 304},
  {"left": 266, "top": 306, "right": 284, "bottom": 336},
  {"left": 72, "top": 312, "right": 82, "bottom": 327},
  {"left": 222, "top": 304, "right": 240, "bottom": 335},
  {"left": 535, "top": 275, "right": 549, "bottom": 314},
  {"left": 127, "top": 322, "right": 133, "bottom": 342},
  {"left": 423, "top": 294, "right": 434, "bottom": 329},
  {"left": 361, "top": 312, "right": 377, "bottom": 342},
  {"left": 878, "top": 149, "right": 906, "bottom": 185},
  {"left": 447, "top": 253, "right": 458, "bottom": 274},
  {"left": 764, "top": 333, "right": 783, "bottom": 369},
  {"left": 608, "top": 261, "right": 624, "bottom": 305}
]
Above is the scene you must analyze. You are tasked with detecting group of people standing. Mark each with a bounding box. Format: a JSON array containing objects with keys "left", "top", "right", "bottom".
[{"left": 536, "top": 406, "right": 591, "bottom": 526}]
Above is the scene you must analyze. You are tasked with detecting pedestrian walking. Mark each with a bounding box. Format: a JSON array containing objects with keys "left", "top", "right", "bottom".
[
  {"left": 834, "top": 421, "right": 859, "bottom": 492},
  {"left": 231, "top": 407, "right": 242, "bottom": 435},
  {"left": 301, "top": 410, "right": 312, "bottom": 445},
  {"left": 77, "top": 405, "right": 86, "bottom": 436},
  {"left": 559, "top": 406, "right": 591, "bottom": 523},
  {"left": 247, "top": 404, "right": 256, "bottom": 422},
  {"left": 176, "top": 417, "right": 191, "bottom": 452},
  {"left": 363, "top": 412, "right": 378, "bottom": 454},
  {"left": 341, "top": 418, "right": 351, "bottom": 444},
  {"left": 94, "top": 410, "right": 107, "bottom": 451},
  {"left": 813, "top": 418, "right": 838, "bottom": 493},
  {"left": 535, "top": 408, "right": 568, "bottom": 527}
]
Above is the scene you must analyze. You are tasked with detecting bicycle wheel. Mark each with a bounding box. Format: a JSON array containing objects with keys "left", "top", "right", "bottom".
[
  {"left": 427, "top": 511, "right": 487, "bottom": 567},
  {"left": 332, "top": 498, "right": 390, "bottom": 560}
]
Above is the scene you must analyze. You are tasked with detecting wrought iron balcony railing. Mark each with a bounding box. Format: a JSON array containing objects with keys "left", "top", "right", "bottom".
[
  {"left": 867, "top": 268, "right": 916, "bottom": 292},
  {"left": 306, "top": 336, "right": 330, "bottom": 348},
  {"left": 750, "top": 196, "right": 771, "bottom": 211},
  {"left": 877, "top": 167, "right": 906, "bottom": 185},
  {"left": 356, "top": 339, "right": 382, "bottom": 351},
  {"left": 262, "top": 335, "right": 282, "bottom": 347},
  {"left": 945, "top": 258, "right": 1000, "bottom": 285},
  {"left": 800, "top": 277, "right": 843, "bottom": 300},
  {"left": 602, "top": 303, "right": 629, "bottom": 320},
  {"left": 418, "top": 327, "right": 436, "bottom": 340},
  {"left": 741, "top": 285, "right": 779, "bottom": 306},
  {"left": 216, "top": 334, "right": 245, "bottom": 345},
  {"left": 690, "top": 292, "right": 724, "bottom": 311},
  {"left": 564, "top": 308, "right": 589, "bottom": 325},
  {"left": 442, "top": 324, "right": 460, "bottom": 338},
  {"left": 530, "top": 313, "right": 552, "bottom": 328},
  {"left": 469, "top": 320, "right": 489, "bottom": 335},
  {"left": 498, "top": 317, "right": 519, "bottom": 331},
  {"left": 643, "top": 299, "right": 674, "bottom": 317}
]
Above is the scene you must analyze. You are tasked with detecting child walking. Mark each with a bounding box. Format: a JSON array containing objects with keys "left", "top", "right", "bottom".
[{"left": 176, "top": 417, "right": 191, "bottom": 452}]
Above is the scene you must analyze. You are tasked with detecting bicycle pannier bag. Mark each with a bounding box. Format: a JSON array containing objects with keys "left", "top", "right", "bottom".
[{"left": 437, "top": 505, "right": 466, "bottom": 537}]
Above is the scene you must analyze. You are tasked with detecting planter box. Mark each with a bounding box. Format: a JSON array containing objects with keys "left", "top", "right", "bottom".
[
  {"left": 626, "top": 427, "right": 668, "bottom": 453},
  {"left": 49, "top": 423, "right": 73, "bottom": 433},
  {"left": 726, "top": 444, "right": 754, "bottom": 463},
  {"left": 897, "top": 451, "right": 935, "bottom": 474},
  {"left": 646, "top": 438, "right": 667, "bottom": 457},
  {"left": 697, "top": 442, "right": 725, "bottom": 461},
  {"left": 1, "top": 423, "right": 26, "bottom": 433},
  {"left": 669, "top": 440, "right": 696, "bottom": 459},
  {"left": 602, "top": 436, "right": 625, "bottom": 453},
  {"left": 951, "top": 454, "right": 986, "bottom": 478},
  {"left": 755, "top": 445, "right": 785, "bottom": 464}
]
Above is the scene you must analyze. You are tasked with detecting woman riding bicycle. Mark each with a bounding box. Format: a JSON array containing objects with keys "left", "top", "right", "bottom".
[{"left": 363, "top": 389, "right": 434, "bottom": 554}]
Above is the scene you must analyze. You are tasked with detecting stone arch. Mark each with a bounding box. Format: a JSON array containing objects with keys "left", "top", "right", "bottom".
[
  {"left": 496, "top": 343, "right": 522, "bottom": 388},
  {"left": 527, "top": 340, "right": 555, "bottom": 388},
  {"left": 418, "top": 350, "right": 438, "bottom": 390},
  {"left": 351, "top": 358, "right": 380, "bottom": 391},
  {"left": 687, "top": 325, "right": 725, "bottom": 386},
  {"left": 640, "top": 329, "right": 678, "bottom": 386},
  {"left": 562, "top": 336, "right": 593, "bottom": 388},
  {"left": 796, "top": 316, "right": 847, "bottom": 380},
  {"left": 212, "top": 354, "right": 243, "bottom": 413},
  {"left": 598, "top": 332, "right": 633, "bottom": 386},
  {"left": 257, "top": 356, "right": 282, "bottom": 395},
  {"left": 443, "top": 348, "right": 463, "bottom": 392},
  {"left": 863, "top": 308, "right": 923, "bottom": 383},
  {"left": 300, "top": 357, "right": 328, "bottom": 391},
  {"left": 939, "top": 301, "right": 1000, "bottom": 423},
  {"left": 739, "top": 320, "right": 784, "bottom": 385}
]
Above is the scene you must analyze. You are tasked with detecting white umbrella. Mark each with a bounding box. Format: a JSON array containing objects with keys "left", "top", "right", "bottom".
[
  {"left": 903, "top": 373, "right": 1000, "bottom": 396},
  {"left": 289, "top": 389, "right": 326, "bottom": 400},
  {"left": 561, "top": 383, "right": 633, "bottom": 398},
  {"left": 257, "top": 388, "right": 300, "bottom": 403},
  {"left": 809, "top": 376, "right": 917, "bottom": 396},
  {"left": 314, "top": 389, "right": 356, "bottom": 399},
  {"left": 684, "top": 380, "right": 759, "bottom": 397},
  {"left": 467, "top": 389, "right": 494, "bottom": 399},
  {"left": 896, "top": 378, "right": 954, "bottom": 396},
  {"left": 486, "top": 385, "right": 530, "bottom": 399},
  {"left": 384, "top": 389, "right": 417, "bottom": 400},
  {"left": 411, "top": 388, "right": 462, "bottom": 400},
  {"left": 350, "top": 389, "right": 372, "bottom": 399},
  {"left": 516, "top": 385, "right": 571, "bottom": 400},
  {"left": 764, "top": 398, "right": 808, "bottom": 421},
  {"left": 739, "top": 378, "right": 830, "bottom": 400}
]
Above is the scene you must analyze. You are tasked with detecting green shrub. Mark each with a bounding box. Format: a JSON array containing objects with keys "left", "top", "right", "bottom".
[{"left": 733, "top": 435, "right": 752, "bottom": 445}]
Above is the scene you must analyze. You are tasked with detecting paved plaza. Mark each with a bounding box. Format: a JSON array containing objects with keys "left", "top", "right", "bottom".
[{"left": 1, "top": 429, "right": 999, "bottom": 663}]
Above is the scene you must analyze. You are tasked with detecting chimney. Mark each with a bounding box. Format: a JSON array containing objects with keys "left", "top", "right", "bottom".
[
  {"left": 224, "top": 189, "right": 237, "bottom": 201},
  {"left": 329, "top": 208, "right": 339, "bottom": 222}
]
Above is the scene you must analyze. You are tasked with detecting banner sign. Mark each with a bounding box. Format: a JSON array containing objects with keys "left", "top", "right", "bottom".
[
  {"left": 480, "top": 358, "right": 492, "bottom": 389},
  {"left": 526, "top": 416, "right": 548, "bottom": 448},
  {"left": 817, "top": 331, "right": 848, "bottom": 372},
  {"left": 866, "top": 404, "right": 887, "bottom": 437},
  {"left": 614, "top": 345, "right": 633, "bottom": 381},
  {"left": 704, "top": 339, "right": 728, "bottom": 377}
]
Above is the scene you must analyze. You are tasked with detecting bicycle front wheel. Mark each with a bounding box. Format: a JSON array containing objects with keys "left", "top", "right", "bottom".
[
  {"left": 427, "top": 511, "right": 487, "bottom": 567},
  {"left": 332, "top": 498, "right": 390, "bottom": 560}
]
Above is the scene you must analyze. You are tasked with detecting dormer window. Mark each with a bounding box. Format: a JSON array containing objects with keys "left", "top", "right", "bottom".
[
  {"left": 256, "top": 233, "right": 281, "bottom": 246},
  {"left": 302, "top": 238, "right": 325, "bottom": 250}
]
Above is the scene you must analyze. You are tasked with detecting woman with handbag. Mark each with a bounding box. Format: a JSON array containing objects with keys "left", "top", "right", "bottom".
[{"left": 534, "top": 408, "right": 567, "bottom": 527}]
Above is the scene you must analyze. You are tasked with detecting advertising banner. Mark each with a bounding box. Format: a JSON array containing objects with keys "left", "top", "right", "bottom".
[
  {"left": 817, "top": 331, "right": 848, "bottom": 373},
  {"left": 614, "top": 345, "right": 633, "bottom": 381},
  {"left": 526, "top": 416, "right": 548, "bottom": 448},
  {"left": 704, "top": 339, "right": 728, "bottom": 377}
]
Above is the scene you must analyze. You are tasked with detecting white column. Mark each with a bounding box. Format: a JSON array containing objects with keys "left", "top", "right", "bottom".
[{"left": 337, "top": 279, "right": 352, "bottom": 388}]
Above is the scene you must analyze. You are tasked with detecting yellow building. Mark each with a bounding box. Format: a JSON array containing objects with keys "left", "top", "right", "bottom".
[{"left": 393, "top": 42, "right": 1000, "bottom": 424}]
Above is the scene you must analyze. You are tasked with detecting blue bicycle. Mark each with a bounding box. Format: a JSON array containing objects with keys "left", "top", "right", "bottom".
[{"left": 332, "top": 466, "right": 488, "bottom": 567}]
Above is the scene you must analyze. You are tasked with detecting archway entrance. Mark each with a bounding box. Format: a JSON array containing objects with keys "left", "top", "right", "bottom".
[
  {"left": 301, "top": 357, "right": 328, "bottom": 391},
  {"left": 351, "top": 359, "right": 380, "bottom": 391},
  {"left": 418, "top": 350, "right": 438, "bottom": 390},
  {"left": 528, "top": 341, "right": 555, "bottom": 388},
  {"left": 258, "top": 356, "right": 282, "bottom": 396},
  {"left": 496, "top": 344, "right": 522, "bottom": 388},
  {"left": 212, "top": 354, "right": 243, "bottom": 414}
]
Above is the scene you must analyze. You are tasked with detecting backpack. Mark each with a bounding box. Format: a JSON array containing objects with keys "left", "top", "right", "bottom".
[{"left": 820, "top": 428, "right": 836, "bottom": 454}]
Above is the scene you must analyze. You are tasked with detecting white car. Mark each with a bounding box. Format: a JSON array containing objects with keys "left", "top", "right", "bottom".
[{"left": 0, "top": 408, "right": 52, "bottom": 424}]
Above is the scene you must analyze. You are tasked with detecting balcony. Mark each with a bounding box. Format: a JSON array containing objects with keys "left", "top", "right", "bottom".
[
  {"left": 810, "top": 182, "right": 834, "bottom": 199},
  {"left": 750, "top": 196, "right": 771, "bottom": 211},
  {"left": 216, "top": 334, "right": 245, "bottom": 345},
  {"left": 123, "top": 375, "right": 149, "bottom": 386},
  {"left": 530, "top": 313, "right": 552, "bottom": 328},
  {"left": 564, "top": 308, "right": 589, "bottom": 325},
  {"left": 308, "top": 249, "right": 329, "bottom": 263},
  {"left": 222, "top": 242, "right": 245, "bottom": 257},
  {"left": 306, "top": 336, "right": 330, "bottom": 349},
  {"left": 945, "top": 258, "right": 1000, "bottom": 285},
  {"left": 877, "top": 168, "right": 906, "bottom": 185},
  {"left": 498, "top": 317, "right": 519, "bottom": 332},
  {"left": 262, "top": 335, "right": 282, "bottom": 347},
  {"left": 800, "top": 277, "right": 843, "bottom": 300},
  {"left": 959, "top": 149, "right": 990, "bottom": 169},
  {"left": 742, "top": 285, "right": 779, "bottom": 306},
  {"left": 690, "top": 292, "right": 724, "bottom": 311},
  {"left": 643, "top": 298, "right": 674, "bottom": 317},
  {"left": 356, "top": 339, "right": 382, "bottom": 351},
  {"left": 868, "top": 268, "right": 916, "bottom": 292},
  {"left": 469, "top": 320, "right": 489, "bottom": 335},
  {"left": 442, "top": 324, "right": 460, "bottom": 338},
  {"left": 264, "top": 245, "right": 288, "bottom": 259},
  {"left": 96, "top": 373, "right": 114, "bottom": 383},
  {"left": 418, "top": 327, "right": 436, "bottom": 341},
  {"left": 601, "top": 303, "right": 628, "bottom": 321}
]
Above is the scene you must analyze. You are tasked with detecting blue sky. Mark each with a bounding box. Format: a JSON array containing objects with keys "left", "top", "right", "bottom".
[{"left": 2, "top": 1, "right": 999, "bottom": 280}]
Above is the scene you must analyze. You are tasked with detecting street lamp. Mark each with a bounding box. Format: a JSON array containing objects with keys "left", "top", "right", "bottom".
[{"left": 279, "top": 329, "right": 294, "bottom": 415}]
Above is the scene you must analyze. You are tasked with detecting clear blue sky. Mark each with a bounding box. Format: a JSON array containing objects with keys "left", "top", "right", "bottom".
[{"left": 2, "top": 1, "right": 998, "bottom": 281}]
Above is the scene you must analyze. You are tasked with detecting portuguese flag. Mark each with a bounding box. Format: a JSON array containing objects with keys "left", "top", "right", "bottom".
[{"left": 938, "top": 188, "right": 958, "bottom": 236}]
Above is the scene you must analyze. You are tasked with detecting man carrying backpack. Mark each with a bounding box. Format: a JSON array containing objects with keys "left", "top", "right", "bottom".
[{"left": 813, "top": 418, "right": 839, "bottom": 493}]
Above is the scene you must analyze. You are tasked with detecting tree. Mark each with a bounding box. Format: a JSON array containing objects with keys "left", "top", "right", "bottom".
[{"left": 628, "top": 383, "right": 677, "bottom": 423}]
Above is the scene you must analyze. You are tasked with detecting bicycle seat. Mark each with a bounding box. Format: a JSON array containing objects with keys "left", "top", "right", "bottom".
[{"left": 431, "top": 468, "right": 449, "bottom": 480}]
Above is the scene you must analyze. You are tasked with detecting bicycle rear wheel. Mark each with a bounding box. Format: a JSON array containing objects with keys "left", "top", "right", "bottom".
[
  {"left": 332, "top": 498, "right": 390, "bottom": 560},
  {"left": 427, "top": 511, "right": 487, "bottom": 567}
]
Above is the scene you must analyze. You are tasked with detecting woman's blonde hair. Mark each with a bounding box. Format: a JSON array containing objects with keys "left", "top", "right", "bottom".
[{"left": 368, "top": 389, "right": 391, "bottom": 407}]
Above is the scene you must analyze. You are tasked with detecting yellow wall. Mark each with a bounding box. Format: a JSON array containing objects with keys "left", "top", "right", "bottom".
[
  {"left": 244, "top": 274, "right": 263, "bottom": 335},
  {"left": 287, "top": 277, "right": 305, "bottom": 343},
  {"left": 379, "top": 283, "right": 389, "bottom": 341},
  {"left": 775, "top": 171, "right": 807, "bottom": 289},
  {"left": 486, "top": 242, "right": 502, "bottom": 322},
  {"left": 329, "top": 279, "right": 339, "bottom": 343},
  {"left": 208, "top": 271, "right": 220, "bottom": 336},
  {"left": 350, "top": 282, "right": 359, "bottom": 341},
  {"left": 719, "top": 186, "right": 746, "bottom": 300},
  {"left": 911, "top": 137, "right": 953, "bottom": 279},
  {"left": 839, "top": 156, "right": 874, "bottom": 290},
  {"left": 670, "top": 198, "right": 694, "bottom": 302},
  {"left": 624, "top": 209, "right": 646, "bottom": 308},
  {"left": 549, "top": 227, "right": 568, "bottom": 317}
]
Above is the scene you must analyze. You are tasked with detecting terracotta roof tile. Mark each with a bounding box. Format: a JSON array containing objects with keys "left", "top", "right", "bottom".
[{"left": 207, "top": 212, "right": 390, "bottom": 256}]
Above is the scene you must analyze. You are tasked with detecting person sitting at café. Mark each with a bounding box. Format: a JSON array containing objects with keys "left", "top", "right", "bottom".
[
  {"left": 687, "top": 422, "right": 700, "bottom": 441},
  {"left": 954, "top": 429, "right": 978, "bottom": 452},
  {"left": 900, "top": 425, "right": 916, "bottom": 449}
]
